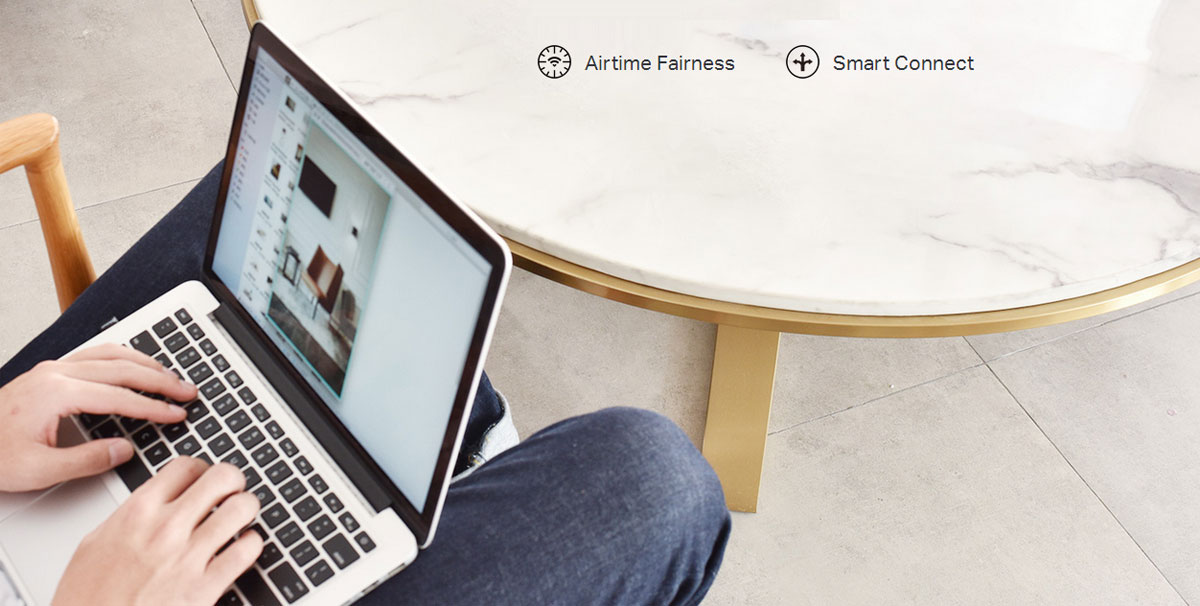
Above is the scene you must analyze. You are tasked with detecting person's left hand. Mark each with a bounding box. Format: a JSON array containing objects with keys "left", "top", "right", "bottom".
[{"left": 0, "top": 343, "right": 197, "bottom": 492}]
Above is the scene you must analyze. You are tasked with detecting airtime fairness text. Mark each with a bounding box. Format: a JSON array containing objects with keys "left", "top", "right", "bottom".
[{"left": 585, "top": 55, "right": 735, "bottom": 71}]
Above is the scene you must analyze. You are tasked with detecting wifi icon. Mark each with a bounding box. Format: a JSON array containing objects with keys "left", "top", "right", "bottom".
[{"left": 538, "top": 45, "right": 571, "bottom": 79}]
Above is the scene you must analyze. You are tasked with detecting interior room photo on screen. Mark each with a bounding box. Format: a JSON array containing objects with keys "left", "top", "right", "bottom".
[{"left": 266, "top": 122, "right": 390, "bottom": 397}]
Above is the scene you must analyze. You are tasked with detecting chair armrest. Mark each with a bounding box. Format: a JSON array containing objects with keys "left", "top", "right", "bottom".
[{"left": 0, "top": 113, "right": 96, "bottom": 311}]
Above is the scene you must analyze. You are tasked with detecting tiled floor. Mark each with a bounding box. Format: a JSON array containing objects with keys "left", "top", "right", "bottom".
[{"left": 3, "top": 2, "right": 1199, "bottom": 604}]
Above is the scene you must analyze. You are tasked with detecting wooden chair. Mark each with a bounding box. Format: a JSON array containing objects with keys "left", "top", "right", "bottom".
[{"left": 0, "top": 113, "right": 96, "bottom": 311}]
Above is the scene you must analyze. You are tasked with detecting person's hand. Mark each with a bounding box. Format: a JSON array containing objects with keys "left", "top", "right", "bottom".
[
  {"left": 0, "top": 343, "right": 197, "bottom": 492},
  {"left": 53, "top": 458, "right": 263, "bottom": 606}
]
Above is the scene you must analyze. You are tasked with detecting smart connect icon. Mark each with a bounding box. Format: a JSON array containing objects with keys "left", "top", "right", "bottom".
[
  {"left": 786, "top": 45, "right": 819, "bottom": 79},
  {"left": 538, "top": 45, "right": 571, "bottom": 79}
]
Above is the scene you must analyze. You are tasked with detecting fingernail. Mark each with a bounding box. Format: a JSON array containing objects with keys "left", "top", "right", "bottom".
[{"left": 109, "top": 439, "right": 134, "bottom": 466}]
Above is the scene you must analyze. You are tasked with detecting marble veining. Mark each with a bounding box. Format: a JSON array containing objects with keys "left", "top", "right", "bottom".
[{"left": 256, "top": 0, "right": 1200, "bottom": 315}]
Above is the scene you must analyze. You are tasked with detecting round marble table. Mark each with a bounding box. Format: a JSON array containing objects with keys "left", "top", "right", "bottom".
[{"left": 245, "top": 0, "right": 1200, "bottom": 511}]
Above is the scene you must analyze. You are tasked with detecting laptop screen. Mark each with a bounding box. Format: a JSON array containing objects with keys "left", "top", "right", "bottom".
[{"left": 211, "top": 46, "right": 492, "bottom": 511}]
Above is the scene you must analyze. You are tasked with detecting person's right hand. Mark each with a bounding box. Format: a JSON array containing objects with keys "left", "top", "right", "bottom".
[{"left": 52, "top": 458, "right": 263, "bottom": 606}]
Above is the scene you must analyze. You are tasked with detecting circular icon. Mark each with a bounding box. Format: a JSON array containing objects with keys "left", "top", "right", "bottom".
[
  {"left": 538, "top": 45, "right": 572, "bottom": 79},
  {"left": 786, "top": 45, "right": 819, "bottom": 79}
]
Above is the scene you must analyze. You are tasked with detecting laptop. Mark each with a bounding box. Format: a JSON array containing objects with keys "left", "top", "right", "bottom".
[{"left": 0, "top": 21, "right": 510, "bottom": 606}]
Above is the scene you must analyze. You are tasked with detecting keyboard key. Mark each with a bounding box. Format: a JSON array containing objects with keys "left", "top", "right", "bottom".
[
  {"left": 196, "top": 453, "right": 212, "bottom": 465},
  {"left": 238, "top": 386, "right": 257, "bottom": 405},
  {"left": 175, "top": 436, "right": 201, "bottom": 456},
  {"left": 265, "top": 421, "right": 284, "bottom": 440},
  {"left": 154, "top": 353, "right": 172, "bottom": 368},
  {"left": 321, "top": 534, "right": 359, "bottom": 570},
  {"left": 289, "top": 541, "right": 317, "bottom": 567},
  {"left": 280, "top": 440, "right": 299, "bottom": 459},
  {"left": 261, "top": 503, "right": 287, "bottom": 528},
  {"left": 91, "top": 419, "right": 122, "bottom": 440},
  {"left": 308, "top": 474, "right": 328, "bottom": 494},
  {"left": 279, "top": 478, "right": 306, "bottom": 503},
  {"left": 200, "top": 377, "right": 227, "bottom": 400},
  {"left": 130, "top": 331, "right": 160, "bottom": 356},
  {"left": 223, "top": 450, "right": 249, "bottom": 468},
  {"left": 235, "top": 569, "right": 282, "bottom": 606},
  {"left": 175, "top": 346, "right": 200, "bottom": 368},
  {"left": 119, "top": 416, "right": 145, "bottom": 433},
  {"left": 249, "top": 523, "right": 267, "bottom": 541},
  {"left": 164, "top": 332, "right": 188, "bottom": 354},
  {"left": 322, "top": 493, "right": 343, "bottom": 514},
  {"left": 307, "top": 515, "right": 335, "bottom": 541},
  {"left": 244, "top": 466, "right": 262, "bottom": 489},
  {"left": 184, "top": 401, "right": 207, "bottom": 423},
  {"left": 195, "top": 416, "right": 221, "bottom": 439},
  {"left": 276, "top": 522, "right": 304, "bottom": 548},
  {"left": 265, "top": 461, "right": 293, "bottom": 485},
  {"left": 257, "top": 542, "right": 283, "bottom": 569},
  {"left": 78, "top": 413, "right": 108, "bottom": 430},
  {"left": 187, "top": 324, "right": 204, "bottom": 340},
  {"left": 239, "top": 427, "right": 265, "bottom": 450},
  {"left": 170, "top": 368, "right": 184, "bottom": 381},
  {"left": 131, "top": 425, "right": 158, "bottom": 449},
  {"left": 152, "top": 317, "right": 177, "bottom": 338},
  {"left": 199, "top": 339, "right": 218, "bottom": 356},
  {"left": 162, "top": 422, "right": 188, "bottom": 442},
  {"left": 145, "top": 441, "right": 171, "bottom": 467},
  {"left": 254, "top": 485, "right": 276, "bottom": 508},
  {"left": 293, "top": 456, "right": 312, "bottom": 475},
  {"left": 209, "top": 433, "right": 235, "bottom": 457},
  {"left": 115, "top": 456, "right": 152, "bottom": 492},
  {"left": 304, "top": 559, "right": 334, "bottom": 587},
  {"left": 293, "top": 496, "right": 320, "bottom": 521},
  {"left": 266, "top": 562, "right": 308, "bottom": 604},
  {"left": 174, "top": 308, "right": 193, "bottom": 325},
  {"left": 339, "top": 512, "right": 359, "bottom": 533},
  {"left": 217, "top": 589, "right": 242, "bottom": 605},
  {"left": 354, "top": 532, "right": 375, "bottom": 553},
  {"left": 252, "top": 443, "right": 279, "bottom": 467},
  {"left": 226, "top": 371, "right": 244, "bottom": 388},
  {"left": 251, "top": 404, "right": 270, "bottom": 421},
  {"left": 213, "top": 393, "right": 239, "bottom": 416},
  {"left": 187, "top": 362, "right": 213, "bottom": 384},
  {"left": 228, "top": 411, "right": 253, "bottom": 434}
]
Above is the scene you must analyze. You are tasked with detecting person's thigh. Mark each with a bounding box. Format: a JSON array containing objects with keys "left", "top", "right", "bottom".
[
  {"left": 363, "top": 407, "right": 731, "bottom": 606},
  {"left": 0, "top": 163, "right": 226, "bottom": 385}
]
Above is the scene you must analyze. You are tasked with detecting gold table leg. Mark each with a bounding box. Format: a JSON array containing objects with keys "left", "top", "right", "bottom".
[{"left": 702, "top": 324, "right": 780, "bottom": 512}]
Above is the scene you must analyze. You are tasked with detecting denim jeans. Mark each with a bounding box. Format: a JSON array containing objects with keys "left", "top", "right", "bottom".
[{"left": 0, "top": 163, "right": 731, "bottom": 605}]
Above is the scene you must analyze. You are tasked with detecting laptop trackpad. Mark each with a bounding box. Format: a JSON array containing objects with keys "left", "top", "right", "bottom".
[{"left": 0, "top": 476, "right": 118, "bottom": 606}]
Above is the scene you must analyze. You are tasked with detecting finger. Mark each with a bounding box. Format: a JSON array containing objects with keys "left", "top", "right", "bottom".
[
  {"left": 62, "top": 378, "right": 188, "bottom": 424},
  {"left": 203, "top": 531, "right": 263, "bottom": 599},
  {"left": 62, "top": 343, "right": 163, "bottom": 370},
  {"left": 21, "top": 439, "right": 134, "bottom": 490},
  {"left": 56, "top": 359, "right": 197, "bottom": 402},
  {"left": 172, "top": 464, "right": 247, "bottom": 528},
  {"left": 191, "top": 491, "right": 260, "bottom": 556},
  {"left": 134, "top": 456, "right": 209, "bottom": 503}
]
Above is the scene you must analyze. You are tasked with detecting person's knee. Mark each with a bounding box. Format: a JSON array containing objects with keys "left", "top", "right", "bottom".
[{"left": 570, "top": 407, "right": 727, "bottom": 523}]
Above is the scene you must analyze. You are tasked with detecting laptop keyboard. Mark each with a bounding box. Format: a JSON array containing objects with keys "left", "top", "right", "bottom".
[{"left": 77, "top": 308, "right": 377, "bottom": 605}]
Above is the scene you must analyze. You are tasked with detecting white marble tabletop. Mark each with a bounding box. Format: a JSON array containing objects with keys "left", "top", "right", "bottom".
[{"left": 254, "top": 0, "right": 1200, "bottom": 315}]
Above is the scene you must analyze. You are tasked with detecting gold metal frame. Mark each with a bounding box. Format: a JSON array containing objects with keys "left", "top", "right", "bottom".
[
  {"left": 241, "top": 0, "right": 261, "bottom": 28},
  {"left": 508, "top": 238, "right": 1200, "bottom": 337}
]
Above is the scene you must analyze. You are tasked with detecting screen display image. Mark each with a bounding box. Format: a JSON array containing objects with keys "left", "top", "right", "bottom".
[{"left": 212, "top": 46, "right": 493, "bottom": 510}]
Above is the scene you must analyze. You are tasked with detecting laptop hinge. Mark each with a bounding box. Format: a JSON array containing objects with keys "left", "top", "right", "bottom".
[{"left": 211, "top": 303, "right": 392, "bottom": 513}]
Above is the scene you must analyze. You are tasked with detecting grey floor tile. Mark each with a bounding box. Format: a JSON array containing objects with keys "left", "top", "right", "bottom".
[
  {"left": 191, "top": 0, "right": 251, "bottom": 90},
  {"left": 989, "top": 293, "right": 1200, "bottom": 603},
  {"left": 967, "top": 279, "right": 1200, "bottom": 361},
  {"left": 0, "top": 182, "right": 195, "bottom": 364},
  {"left": 485, "top": 267, "right": 716, "bottom": 446},
  {"left": 770, "top": 333, "right": 982, "bottom": 432},
  {"left": 704, "top": 366, "right": 1182, "bottom": 606},
  {"left": 0, "top": 0, "right": 233, "bottom": 228}
]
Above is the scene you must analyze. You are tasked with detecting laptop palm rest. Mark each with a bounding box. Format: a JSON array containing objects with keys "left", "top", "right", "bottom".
[{"left": 0, "top": 473, "right": 119, "bottom": 605}]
